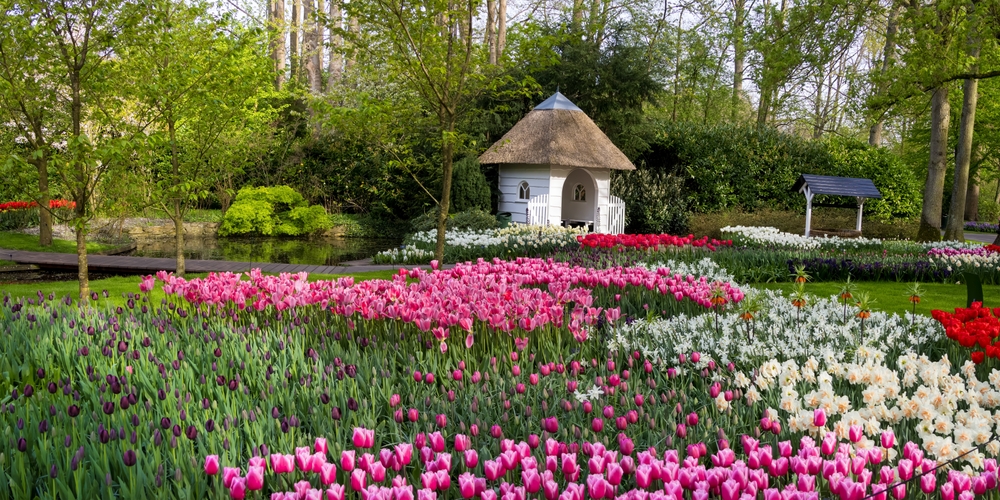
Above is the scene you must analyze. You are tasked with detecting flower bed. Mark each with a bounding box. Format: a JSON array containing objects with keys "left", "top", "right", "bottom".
[
  {"left": 375, "top": 226, "right": 586, "bottom": 264},
  {"left": 577, "top": 234, "right": 731, "bottom": 252},
  {"left": 1, "top": 277, "right": 998, "bottom": 498}
]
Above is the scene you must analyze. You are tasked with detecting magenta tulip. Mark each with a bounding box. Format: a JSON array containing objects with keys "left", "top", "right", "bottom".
[
  {"left": 350, "top": 469, "right": 366, "bottom": 491},
  {"left": 813, "top": 409, "right": 827, "bottom": 427},
  {"left": 246, "top": 466, "right": 264, "bottom": 491},
  {"left": 459, "top": 472, "right": 476, "bottom": 499},
  {"left": 434, "top": 470, "right": 450, "bottom": 490},
  {"left": 543, "top": 417, "right": 558, "bottom": 433},
  {"left": 315, "top": 437, "right": 329, "bottom": 454},
  {"left": 429, "top": 432, "right": 445, "bottom": 453},
  {"left": 586, "top": 474, "right": 607, "bottom": 499},
  {"left": 205, "top": 455, "right": 220, "bottom": 475},
  {"left": 229, "top": 477, "right": 247, "bottom": 499},
  {"left": 342, "top": 451, "right": 356, "bottom": 472},
  {"left": 523, "top": 468, "right": 542, "bottom": 493},
  {"left": 464, "top": 449, "right": 479, "bottom": 469},
  {"left": 592, "top": 418, "right": 604, "bottom": 432},
  {"left": 686, "top": 412, "right": 698, "bottom": 426},
  {"left": 223, "top": 467, "right": 241, "bottom": 489},
  {"left": 417, "top": 488, "right": 437, "bottom": 500}
]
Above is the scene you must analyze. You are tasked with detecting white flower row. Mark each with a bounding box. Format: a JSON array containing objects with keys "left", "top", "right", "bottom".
[
  {"left": 609, "top": 287, "right": 944, "bottom": 366},
  {"left": 721, "top": 226, "right": 884, "bottom": 250},
  {"left": 928, "top": 252, "right": 1000, "bottom": 272},
  {"left": 639, "top": 257, "right": 736, "bottom": 284},
  {"left": 407, "top": 225, "right": 586, "bottom": 252},
  {"left": 372, "top": 245, "right": 435, "bottom": 265}
]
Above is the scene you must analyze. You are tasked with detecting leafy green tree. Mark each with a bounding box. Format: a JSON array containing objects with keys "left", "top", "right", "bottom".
[
  {"left": 120, "top": 0, "right": 270, "bottom": 276},
  {"left": 0, "top": 6, "right": 63, "bottom": 246},
  {"left": 342, "top": 0, "right": 487, "bottom": 261}
]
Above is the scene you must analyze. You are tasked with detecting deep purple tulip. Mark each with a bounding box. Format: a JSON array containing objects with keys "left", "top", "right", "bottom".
[
  {"left": 17, "top": 437, "right": 26, "bottom": 452},
  {"left": 123, "top": 449, "right": 137, "bottom": 467}
]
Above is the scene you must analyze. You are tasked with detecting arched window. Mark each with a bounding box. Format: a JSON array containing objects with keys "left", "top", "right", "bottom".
[
  {"left": 573, "top": 184, "right": 586, "bottom": 201},
  {"left": 518, "top": 181, "right": 530, "bottom": 200}
]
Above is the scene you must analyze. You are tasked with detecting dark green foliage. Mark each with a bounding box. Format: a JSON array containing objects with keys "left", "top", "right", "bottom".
[
  {"left": 410, "top": 209, "right": 498, "bottom": 232},
  {"left": 824, "top": 138, "right": 921, "bottom": 221},
  {"left": 639, "top": 122, "right": 921, "bottom": 220},
  {"left": 219, "top": 185, "right": 331, "bottom": 237},
  {"left": 450, "top": 157, "right": 491, "bottom": 212},
  {"left": 612, "top": 169, "right": 690, "bottom": 234}
]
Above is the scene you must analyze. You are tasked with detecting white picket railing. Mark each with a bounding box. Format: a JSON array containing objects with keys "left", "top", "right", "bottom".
[
  {"left": 608, "top": 195, "right": 625, "bottom": 235},
  {"left": 526, "top": 194, "right": 549, "bottom": 226}
]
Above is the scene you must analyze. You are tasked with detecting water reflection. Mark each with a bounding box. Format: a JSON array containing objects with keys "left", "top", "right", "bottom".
[{"left": 130, "top": 237, "right": 400, "bottom": 266}]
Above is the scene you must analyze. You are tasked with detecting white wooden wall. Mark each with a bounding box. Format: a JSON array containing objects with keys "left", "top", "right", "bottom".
[
  {"left": 499, "top": 164, "right": 613, "bottom": 230},
  {"left": 498, "top": 164, "right": 551, "bottom": 223}
]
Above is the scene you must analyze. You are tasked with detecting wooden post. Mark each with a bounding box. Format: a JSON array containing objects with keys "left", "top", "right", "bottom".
[
  {"left": 856, "top": 197, "right": 865, "bottom": 232},
  {"left": 802, "top": 186, "right": 814, "bottom": 236}
]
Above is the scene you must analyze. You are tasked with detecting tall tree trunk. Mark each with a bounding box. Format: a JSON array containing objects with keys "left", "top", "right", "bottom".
[
  {"left": 270, "top": 0, "right": 286, "bottom": 89},
  {"left": 35, "top": 155, "right": 52, "bottom": 247},
  {"left": 76, "top": 221, "right": 89, "bottom": 300},
  {"left": 917, "top": 85, "right": 951, "bottom": 241},
  {"left": 965, "top": 155, "right": 980, "bottom": 221},
  {"left": 290, "top": 0, "right": 300, "bottom": 80},
  {"left": 943, "top": 70, "right": 980, "bottom": 241},
  {"left": 572, "top": 0, "right": 585, "bottom": 30},
  {"left": 868, "top": 4, "right": 899, "bottom": 146},
  {"left": 328, "top": 0, "right": 342, "bottom": 86},
  {"left": 435, "top": 121, "right": 456, "bottom": 262},
  {"left": 346, "top": 16, "right": 358, "bottom": 72},
  {"left": 496, "top": 0, "right": 506, "bottom": 62},
  {"left": 69, "top": 72, "right": 90, "bottom": 299},
  {"left": 486, "top": 0, "right": 496, "bottom": 65},
  {"left": 315, "top": 0, "right": 324, "bottom": 92},
  {"left": 671, "top": 6, "right": 685, "bottom": 122},
  {"left": 303, "top": 0, "right": 320, "bottom": 92},
  {"left": 168, "top": 117, "right": 185, "bottom": 277},
  {"left": 731, "top": 0, "right": 745, "bottom": 121}
]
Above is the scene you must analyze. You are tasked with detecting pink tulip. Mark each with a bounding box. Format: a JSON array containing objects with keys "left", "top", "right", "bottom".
[
  {"left": 230, "top": 477, "right": 247, "bottom": 499},
  {"left": 459, "top": 472, "right": 476, "bottom": 499},
  {"left": 592, "top": 418, "right": 604, "bottom": 432},
  {"left": 351, "top": 469, "right": 367, "bottom": 491},
  {"left": 454, "top": 434, "right": 470, "bottom": 452},
  {"left": 523, "top": 468, "right": 542, "bottom": 493},
  {"left": 606, "top": 462, "right": 623, "bottom": 486},
  {"left": 464, "top": 449, "right": 479, "bottom": 469},
  {"left": 246, "top": 466, "right": 264, "bottom": 491},
  {"left": 545, "top": 439, "right": 560, "bottom": 456},
  {"left": 619, "top": 436, "right": 635, "bottom": 456},
  {"left": 898, "top": 460, "right": 914, "bottom": 481},
  {"left": 327, "top": 484, "right": 346, "bottom": 500},
  {"left": 485, "top": 460, "right": 504, "bottom": 481},
  {"left": 941, "top": 482, "right": 955, "bottom": 500},
  {"left": 435, "top": 470, "right": 451, "bottom": 490},
  {"left": 813, "top": 409, "right": 827, "bottom": 427},
  {"left": 425, "top": 373, "right": 435, "bottom": 384},
  {"left": 370, "top": 462, "right": 386, "bottom": 482},
  {"left": 394, "top": 444, "right": 413, "bottom": 467},
  {"left": 720, "top": 479, "right": 740, "bottom": 500},
  {"left": 921, "top": 473, "right": 938, "bottom": 494},
  {"left": 481, "top": 490, "right": 497, "bottom": 500},
  {"left": 417, "top": 488, "right": 437, "bottom": 500},
  {"left": 205, "top": 455, "right": 220, "bottom": 475},
  {"left": 491, "top": 425, "right": 503, "bottom": 438},
  {"left": 220, "top": 467, "right": 242, "bottom": 492},
  {"left": 675, "top": 423, "right": 687, "bottom": 438},
  {"left": 686, "top": 412, "right": 698, "bottom": 426},
  {"left": 435, "top": 414, "right": 447, "bottom": 429},
  {"left": 317, "top": 463, "right": 337, "bottom": 485},
  {"left": 354, "top": 428, "right": 375, "bottom": 449},
  {"left": 341, "top": 451, "right": 356, "bottom": 472},
  {"left": 420, "top": 471, "right": 438, "bottom": 491},
  {"left": 315, "top": 437, "right": 329, "bottom": 454},
  {"left": 587, "top": 474, "right": 607, "bottom": 499},
  {"left": 429, "top": 432, "right": 445, "bottom": 453},
  {"left": 849, "top": 425, "right": 863, "bottom": 443},
  {"left": 691, "top": 352, "right": 701, "bottom": 363},
  {"left": 543, "top": 480, "right": 559, "bottom": 500}
]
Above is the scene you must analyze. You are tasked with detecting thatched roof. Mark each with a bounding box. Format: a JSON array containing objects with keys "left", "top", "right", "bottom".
[{"left": 478, "top": 92, "right": 636, "bottom": 171}]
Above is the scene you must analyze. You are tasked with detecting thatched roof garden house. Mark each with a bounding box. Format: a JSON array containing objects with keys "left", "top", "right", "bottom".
[{"left": 478, "top": 92, "right": 634, "bottom": 233}]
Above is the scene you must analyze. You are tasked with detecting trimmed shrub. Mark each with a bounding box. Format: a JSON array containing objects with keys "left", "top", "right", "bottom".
[
  {"left": 824, "top": 138, "right": 920, "bottom": 221},
  {"left": 219, "top": 199, "right": 275, "bottom": 236},
  {"left": 450, "top": 157, "right": 492, "bottom": 212},
  {"left": 219, "top": 186, "right": 330, "bottom": 237}
]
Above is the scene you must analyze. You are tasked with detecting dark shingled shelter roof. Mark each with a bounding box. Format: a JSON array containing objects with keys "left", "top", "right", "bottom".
[
  {"left": 793, "top": 174, "right": 882, "bottom": 198},
  {"left": 478, "top": 92, "right": 636, "bottom": 171}
]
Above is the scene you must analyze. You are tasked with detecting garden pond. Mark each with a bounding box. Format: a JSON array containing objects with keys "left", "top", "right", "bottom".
[{"left": 129, "top": 235, "right": 402, "bottom": 266}]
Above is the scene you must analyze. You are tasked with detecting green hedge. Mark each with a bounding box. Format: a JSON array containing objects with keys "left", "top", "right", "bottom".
[{"left": 636, "top": 123, "right": 920, "bottom": 221}]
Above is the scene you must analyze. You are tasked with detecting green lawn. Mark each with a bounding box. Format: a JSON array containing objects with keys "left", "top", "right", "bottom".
[
  {"left": 0, "top": 231, "right": 117, "bottom": 254},
  {"left": 755, "top": 281, "right": 999, "bottom": 316},
  {"left": 0, "top": 269, "right": 399, "bottom": 305}
]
